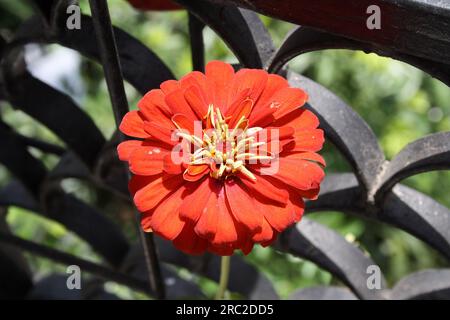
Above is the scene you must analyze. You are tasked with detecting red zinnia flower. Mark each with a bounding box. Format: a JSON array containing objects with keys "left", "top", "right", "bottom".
[
  {"left": 127, "top": 0, "right": 182, "bottom": 11},
  {"left": 117, "top": 61, "right": 325, "bottom": 256}
]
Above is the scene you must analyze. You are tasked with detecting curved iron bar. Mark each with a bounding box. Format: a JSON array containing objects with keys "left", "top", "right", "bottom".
[
  {"left": 205, "top": 0, "right": 450, "bottom": 66},
  {"left": 175, "top": 0, "right": 275, "bottom": 69},
  {"left": 276, "top": 218, "right": 388, "bottom": 299},
  {"left": 375, "top": 131, "right": 450, "bottom": 201},
  {"left": 7, "top": 14, "right": 175, "bottom": 95},
  {"left": 2, "top": 67, "right": 105, "bottom": 168},
  {"left": 382, "top": 184, "right": 450, "bottom": 260},
  {"left": 0, "top": 121, "right": 47, "bottom": 195},
  {"left": 268, "top": 26, "right": 450, "bottom": 86},
  {"left": 188, "top": 12, "right": 206, "bottom": 72},
  {"left": 390, "top": 269, "right": 450, "bottom": 299},
  {"left": 0, "top": 179, "right": 130, "bottom": 267},
  {"left": 0, "top": 229, "right": 207, "bottom": 299},
  {"left": 0, "top": 231, "right": 149, "bottom": 294},
  {"left": 16, "top": 135, "right": 65, "bottom": 156},
  {"left": 306, "top": 173, "right": 450, "bottom": 261},
  {"left": 0, "top": 212, "right": 33, "bottom": 299}
]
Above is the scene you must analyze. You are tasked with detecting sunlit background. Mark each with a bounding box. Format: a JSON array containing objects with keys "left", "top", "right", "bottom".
[{"left": 0, "top": 0, "right": 449, "bottom": 299}]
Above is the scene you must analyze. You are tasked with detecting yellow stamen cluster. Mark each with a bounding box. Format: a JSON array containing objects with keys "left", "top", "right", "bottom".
[{"left": 177, "top": 105, "right": 273, "bottom": 181}]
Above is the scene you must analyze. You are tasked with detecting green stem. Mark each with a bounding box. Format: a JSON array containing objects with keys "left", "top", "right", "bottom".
[{"left": 215, "top": 255, "right": 231, "bottom": 300}]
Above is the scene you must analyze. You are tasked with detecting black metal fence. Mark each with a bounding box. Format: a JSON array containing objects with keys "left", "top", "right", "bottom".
[{"left": 0, "top": 0, "right": 449, "bottom": 299}]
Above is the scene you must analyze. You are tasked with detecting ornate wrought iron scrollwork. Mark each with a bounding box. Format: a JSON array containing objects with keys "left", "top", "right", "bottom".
[{"left": 0, "top": 0, "right": 449, "bottom": 300}]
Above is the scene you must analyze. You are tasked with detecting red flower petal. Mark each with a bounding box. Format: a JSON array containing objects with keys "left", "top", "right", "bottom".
[
  {"left": 264, "top": 126, "right": 295, "bottom": 140},
  {"left": 138, "top": 89, "right": 172, "bottom": 120},
  {"left": 249, "top": 74, "right": 289, "bottom": 125},
  {"left": 180, "top": 71, "right": 208, "bottom": 91},
  {"left": 227, "top": 97, "right": 254, "bottom": 128},
  {"left": 256, "top": 74, "right": 289, "bottom": 108},
  {"left": 239, "top": 174, "right": 289, "bottom": 205},
  {"left": 272, "top": 87, "right": 308, "bottom": 119},
  {"left": 252, "top": 128, "right": 295, "bottom": 156},
  {"left": 205, "top": 60, "right": 235, "bottom": 111},
  {"left": 180, "top": 71, "right": 213, "bottom": 108},
  {"left": 162, "top": 153, "right": 184, "bottom": 175},
  {"left": 298, "top": 186, "right": 321, "bottom": 200},
  {"left": 160, "top": 79, "right": 179, "bottom": 94},
  {"left": 128, "top": 174, "right": 160, "bottom": 196},
  {"left": 228, "top": 69, "right": 267, "bottom": 111},
  {"left": 183, "top": 164, "right": 209, "bottom": 182},
  {"left": 172, "top": 113, "right": 195, "bottom": 134},
  {"left": 119, "top": 110, "right": 149, "bottom": 138},
  {"left": 128, "top": 143, "right": 169, "bottom": 176},
  {"left": 117, "top": 140, "right": 143, "bottom": 161},
  {"left": 239, "top": 239, "right": 254, "bottom": 255},
  {"left": 172, "top": 221, "right": 208, "bottom": 255},
  {"left": 133, "top": 174, "right": 184, "bottom": 212},
  {"left": 272, "top": 108, "right": 319, "bottom": 130},
  {"left": 145, "top": 186, "right": 186, "bottom": 240},
  {"left": 257, "top": 196, "right": 304, "bottom": 233},
  {"left": 294, "top": 151, "right": 326, "bottom": 166},
  {"left": 234, "top": 222, "right": 254, "bottom": 255},
  {"left": 180, "top": 178, "right": 216, "bottom": 222},
  {"left": 195, "top": 185, "right": 238, "bottom": 245},
  {"left": 224, "top": 179, "right": 262, "bottom": 234},
  {"left": 252, "top": 217, "right": 275, "bottom": 243},
  {"left": 250, "top": 87, "right": 307, "bottom": 127},
  {"left": 194, "top": 187, "right": 219, "bottom": 241},
  {"left": 287, "top": 129, "right": 325, "bottom": 152},
  {"left": 184, "top": 85, "right": 209, "bottom": 119},
  {"left": 260, "top": 230, "right": 278, "bottom": 247},
  {"left": 224, "top": 88, "right": 251, "bottom": 122},
  {"left": 165, "top": 89, "right": 199, "bottom": 122},
  {"left": 212, "top": 190, "right": 238, "bottom": 245},
  {"left": 144, "top": 121, "right": 177, "bottom": 146},
  {"left": 269, "top": 154, "right": 325, "bottom": 191}
]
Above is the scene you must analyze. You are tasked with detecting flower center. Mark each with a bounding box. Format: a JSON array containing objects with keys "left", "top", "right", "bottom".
[{"left": 177, "top": 105, "right": 273, "bottom": 181}]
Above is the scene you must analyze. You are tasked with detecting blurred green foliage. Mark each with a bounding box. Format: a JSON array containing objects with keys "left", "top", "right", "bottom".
[{"left": 0, "top": 0, "right": 449, "bottom": 299}]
